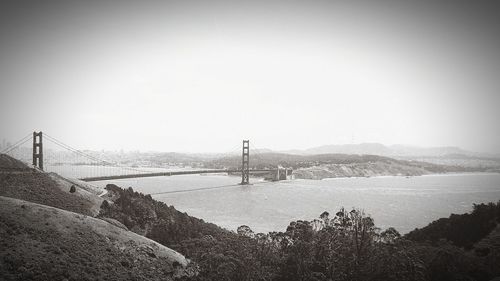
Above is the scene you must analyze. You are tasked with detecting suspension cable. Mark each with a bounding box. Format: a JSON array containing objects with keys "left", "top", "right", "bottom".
[
  {"left": 43, "top": 133, "right": 151, "bottom": 174},
  {"left": 1, "top": 133, "right": 33, "bottom": 154},
  {"left": 44, "top": 134, "right": 112, "bottom": 164}
]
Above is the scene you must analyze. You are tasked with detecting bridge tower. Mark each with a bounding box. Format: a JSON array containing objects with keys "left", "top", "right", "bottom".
[
  {"left": 241, "top": 140, "right": 250, "bottom": 185},
  {"left": 32, "top": 131, "right": 43, "bottom": 170}
]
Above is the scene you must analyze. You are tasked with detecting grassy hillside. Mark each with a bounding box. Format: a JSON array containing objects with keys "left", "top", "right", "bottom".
[
  {"left": 0, "top": 154, "right": 196, "bottom": 280},
  {"left": 0, "top": 171, "right": 98, "bottom": 216},
  {"left": 0, "top": 154, "right": 33, "bottom": 170},
  {"left": 0, "top": 196, "right": 196, "bottom": 281}
]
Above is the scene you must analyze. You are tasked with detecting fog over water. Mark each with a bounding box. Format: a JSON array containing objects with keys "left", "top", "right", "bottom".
[{"left": 1, "top": 0, "right": 500, "bottom": 154}]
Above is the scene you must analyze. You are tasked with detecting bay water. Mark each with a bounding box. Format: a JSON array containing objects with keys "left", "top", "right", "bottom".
[{"left": 81, "top": 171, "right": 500, "bottom": 234}]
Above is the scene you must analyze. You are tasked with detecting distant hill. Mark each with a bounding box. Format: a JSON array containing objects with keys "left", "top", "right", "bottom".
[
  {"left": 206, "top": 152, "right": 471, "bottom": 179},
  {"left": 282, "top": 143, "right": 476, "bottom": 157},
  {"left": 276, "top": 144, "right": 500, "bottom": 171}
]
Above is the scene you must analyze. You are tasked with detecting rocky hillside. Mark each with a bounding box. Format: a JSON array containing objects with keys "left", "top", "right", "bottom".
[
  {"left": 293, "top": 161, "right": 435, "bottom": 179},
  {"left": 292, "top": 156, "right": 471, "bottom": 180}
]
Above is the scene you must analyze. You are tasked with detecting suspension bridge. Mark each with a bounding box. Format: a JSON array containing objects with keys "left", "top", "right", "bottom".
[{"left": 1, "top": 131, "right": 292, "bottom": 185}]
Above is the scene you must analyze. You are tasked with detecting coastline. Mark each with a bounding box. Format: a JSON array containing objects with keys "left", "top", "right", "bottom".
[{"left": 319, "top": 171, "right": 500, "bottom": 181}]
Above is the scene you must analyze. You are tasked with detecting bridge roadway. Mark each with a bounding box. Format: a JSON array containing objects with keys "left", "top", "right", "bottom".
[{"left": 79, "top": 169, "right": 277, "bottom": 182}]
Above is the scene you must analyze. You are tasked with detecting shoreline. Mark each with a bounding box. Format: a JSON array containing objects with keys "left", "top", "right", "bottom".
[{"left": 318, "top": 171, "right": 500, "bottom": 181}]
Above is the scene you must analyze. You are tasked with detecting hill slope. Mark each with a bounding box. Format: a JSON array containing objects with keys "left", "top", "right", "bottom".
[
  {"left": 207, "top": 152, "right": 466, "bottom": 179},
  {"left": 0, "top": 196, "right": 196, "bottom": 281},
  {"left": 0, "top": 154, "right": 196, "bottom": 280},
  {"left": 405, "top": 201, "right": 500, "bottom": 249},
  {"left": 0, "top": 169, "right": 100, "bottom": 216}
]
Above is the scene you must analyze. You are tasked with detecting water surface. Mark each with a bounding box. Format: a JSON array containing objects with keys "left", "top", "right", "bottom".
[{"left": 90, "top": 172, "right": 500, "bottom": 234}]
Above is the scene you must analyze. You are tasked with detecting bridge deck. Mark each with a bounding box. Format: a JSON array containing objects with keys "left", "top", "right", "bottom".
[{"left": 79, "top": 169, "right": 276, "bottom": 182}]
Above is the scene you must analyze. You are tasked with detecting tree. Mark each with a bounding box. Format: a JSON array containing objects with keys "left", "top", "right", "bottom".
[
  {"left": 380, "top": 227, "right": 401, "bottom": 244},
  {"left": 237, "top": 225, "right": 255, "bottom": 238}
]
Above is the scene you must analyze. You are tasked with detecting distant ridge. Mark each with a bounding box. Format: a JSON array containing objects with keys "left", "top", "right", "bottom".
[{"left": 280, "top": 143, "right": 486, "bottom": 158}]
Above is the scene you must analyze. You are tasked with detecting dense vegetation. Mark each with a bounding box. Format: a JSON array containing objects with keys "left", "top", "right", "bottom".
[
  {"left": 99, "top": 184, "right": 500, "bottom": 281},
  {"left": 405, "top": 202, "right": 500, "bottom": 249},
  {"left": 100, "top": 184, "right": 226, "bottom": 243}
]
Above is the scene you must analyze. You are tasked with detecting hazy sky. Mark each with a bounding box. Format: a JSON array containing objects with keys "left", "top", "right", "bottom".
[{"left": 1, "top": 0, "right": 499, "bottom": 153}]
